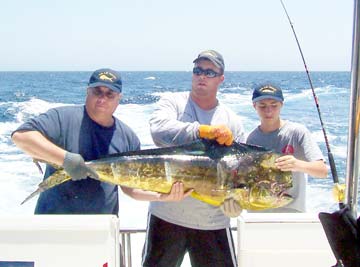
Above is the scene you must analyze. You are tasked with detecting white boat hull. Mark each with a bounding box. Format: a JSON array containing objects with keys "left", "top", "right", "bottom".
[{"left": 0, "top": 215, "right": 120, "bottom": 267}]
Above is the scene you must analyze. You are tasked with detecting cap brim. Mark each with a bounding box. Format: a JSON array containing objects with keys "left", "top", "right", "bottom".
[
  {"left": 252, "top": 95, "right": 283, "bottom": 102},
  {"left": 88, "top": 82, "right": 122, "bottom": 93},
  {"left": 193, "top": 57, "right": 223, "bottom": 70}
]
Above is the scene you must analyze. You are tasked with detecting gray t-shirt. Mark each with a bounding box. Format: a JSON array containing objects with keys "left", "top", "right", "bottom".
[
  {"left": 246, "top": 121, "right": 324, "bottom": 212},
  {"left": 13, "top": 105, "right": 140, "bottom": 214},
  {"left": 149, "top": 92, "right": 245, "bottom": 230}
]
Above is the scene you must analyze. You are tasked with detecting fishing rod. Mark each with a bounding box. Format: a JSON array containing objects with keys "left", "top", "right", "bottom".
[{"left": 279, "top": 0, "right": 343, "bottom": 204}]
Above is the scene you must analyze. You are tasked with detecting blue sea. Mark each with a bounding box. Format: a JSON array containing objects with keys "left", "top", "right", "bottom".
[{"left": 0, "top": 71, "right": 352, "bottom": 224}]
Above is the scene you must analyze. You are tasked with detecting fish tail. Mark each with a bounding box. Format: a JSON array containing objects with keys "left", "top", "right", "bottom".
[
  {"left": 21, "top": 169, "right": 71, "bottom": 205},
  {"left": 20, "top": 188, "right": 44, "bottom": 205}
]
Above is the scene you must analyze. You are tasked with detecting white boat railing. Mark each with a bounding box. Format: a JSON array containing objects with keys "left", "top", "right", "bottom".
[
  {"left": 119, "top": 227, "right": 238, "bottom": 267},
  {"left": 119, "top": 213, "right": 336, "bottom": 267},
  {"left": 120, "top": 228, "right": 146, "bottom": 267}
]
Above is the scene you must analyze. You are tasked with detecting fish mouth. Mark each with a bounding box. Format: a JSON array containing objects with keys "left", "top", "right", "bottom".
[
  {"left": 233, "top": 183, "right": 247, "bottom": 189},
  {"left": 246, "top": 189, "right": 293, "bottom": 210}
]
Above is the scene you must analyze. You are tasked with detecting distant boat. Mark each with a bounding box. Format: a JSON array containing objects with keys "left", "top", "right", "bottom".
[{"left": 144, "top": 76, "right": 156, "bottom": 80}]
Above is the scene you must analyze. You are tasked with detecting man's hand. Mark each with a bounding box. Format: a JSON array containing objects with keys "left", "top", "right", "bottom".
[
  {"left": 63, "top": 152, "right": 99, "bottom": 181},
  {"left": 220, "top": 198, "right": 242, "bottom": 218},
  {"left": 198, "top": 125, "right": 233, "bottom": 146},
  {"left": 158, "top": 182, "right": 193, "bottom": 202}
]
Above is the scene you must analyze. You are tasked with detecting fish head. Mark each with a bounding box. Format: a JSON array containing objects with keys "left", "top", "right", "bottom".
[
  {"left": 216, "top": 151, "right": 293, "bottom": 210},
  {"left": 230, "top": 188, "right": 293, "bottom": 210}
]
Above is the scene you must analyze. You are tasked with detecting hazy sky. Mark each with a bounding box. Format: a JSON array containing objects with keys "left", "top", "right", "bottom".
[{"left": 0, "top": 0, "right": 354, "bottom": 71}]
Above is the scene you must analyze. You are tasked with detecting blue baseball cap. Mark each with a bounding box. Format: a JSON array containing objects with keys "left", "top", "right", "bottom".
[
  {"left": 88, "top": 68, "right": 122, "bottom": 93},
  {"left": 252, "top": 84, "right": 284, "bottom": 102}
]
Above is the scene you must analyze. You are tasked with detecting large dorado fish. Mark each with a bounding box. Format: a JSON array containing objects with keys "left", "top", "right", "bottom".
[{"left": 22, "top": 139, "right": 293, "bottom": 210}]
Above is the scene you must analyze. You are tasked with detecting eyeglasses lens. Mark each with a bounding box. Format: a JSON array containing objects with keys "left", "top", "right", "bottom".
[
  {"left": 192, "top": 67, "right": 219, "bottom": 78},
  {"left": 91, "top": 88, "right": 117, "bottom": 99}
]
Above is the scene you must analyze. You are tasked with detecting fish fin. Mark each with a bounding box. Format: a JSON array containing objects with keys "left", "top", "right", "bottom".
[
  {"left": 33, "top": 158, "right": 44, "bottom": 174},
  {"left": 33, "top": 158, "right": 62, "bottom": 170}
]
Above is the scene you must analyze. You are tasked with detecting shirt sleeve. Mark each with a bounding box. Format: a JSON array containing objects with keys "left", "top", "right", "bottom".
[
  {"left": 149, "top": 93, "right": 199, "bottom": 147},
  {"left": 12, "top": 108, "right": 62, "bottom": 144},
  {"left": 297, "top": 125, "right": 325, "bottom": 162}
]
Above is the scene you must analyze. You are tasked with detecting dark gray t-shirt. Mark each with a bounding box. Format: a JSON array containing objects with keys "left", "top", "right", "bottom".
[{"left": 13, "top": 105, "right": 140, "bottom": 214}]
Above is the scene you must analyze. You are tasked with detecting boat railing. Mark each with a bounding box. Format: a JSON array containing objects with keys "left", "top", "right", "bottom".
[
  {"left": 119, "top": 227, "right": 238, "bottom": 267},
  {"left": 119, "top": 214, "right": 336, "bottom": 267},
  {"left": 119, "top": 228, "right": 145, "bottom": 267}
]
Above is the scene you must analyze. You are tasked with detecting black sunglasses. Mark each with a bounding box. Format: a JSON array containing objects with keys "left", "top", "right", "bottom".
[{"left": 192, "top": 67, "right": 221, "bottom": 78}]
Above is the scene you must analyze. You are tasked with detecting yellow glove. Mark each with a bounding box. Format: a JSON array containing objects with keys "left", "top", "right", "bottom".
[
  {"left": 198, "top": 125, "right": 233, "bottom": 146},
  {"left": 220, "top": 198, "right": 243, "bottom": 218}
]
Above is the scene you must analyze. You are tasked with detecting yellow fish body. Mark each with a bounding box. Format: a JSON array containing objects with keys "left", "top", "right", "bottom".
[{"left": 22, "top": 140, "right": 293, "bottom": 210}]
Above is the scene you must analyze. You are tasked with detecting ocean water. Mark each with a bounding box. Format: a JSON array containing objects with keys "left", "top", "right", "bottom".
[
  {"left": 0, "top": 71, "right": 352, "bottom": 212},
  {"left": 0, "top": 71, "right": 353, "bottom": 264}
]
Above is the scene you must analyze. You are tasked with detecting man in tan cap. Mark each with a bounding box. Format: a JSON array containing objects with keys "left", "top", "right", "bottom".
[{"left": 125, "top": 50, "right": 244, "bottom": 267}]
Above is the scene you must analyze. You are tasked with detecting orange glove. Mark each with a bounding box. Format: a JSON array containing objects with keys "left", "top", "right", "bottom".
[{"left": 198, "top": 125, "right": 233, "bottom": 146}]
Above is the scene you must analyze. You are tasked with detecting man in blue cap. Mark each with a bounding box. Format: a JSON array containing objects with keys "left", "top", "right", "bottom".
[{"left": 12, "top": 68, "right": 140, "bottom": 214}]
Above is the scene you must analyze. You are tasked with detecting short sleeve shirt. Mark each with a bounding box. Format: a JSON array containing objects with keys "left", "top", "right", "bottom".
[
  {"left": 13, "top": 105, "right": 140, "bottom": 214},
  {"left": 246, "top": 121, "right": 324, "bottom": 212}
]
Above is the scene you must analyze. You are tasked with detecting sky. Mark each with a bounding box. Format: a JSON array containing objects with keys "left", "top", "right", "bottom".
[{"left": 0, "top": 0, "right": 354, "bottom": 71}]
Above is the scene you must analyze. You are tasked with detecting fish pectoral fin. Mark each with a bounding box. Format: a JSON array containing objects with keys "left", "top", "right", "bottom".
[
  {"left": 33, "top": 159, "right": 44, "bottom": 174},
  {"left": 33, "top": 158, "right": 62, "bottom": 170}
]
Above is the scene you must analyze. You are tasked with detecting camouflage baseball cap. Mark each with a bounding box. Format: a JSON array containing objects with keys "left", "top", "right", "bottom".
[{"left": 193, "top": 50, "right": 225, "bottom": 73}]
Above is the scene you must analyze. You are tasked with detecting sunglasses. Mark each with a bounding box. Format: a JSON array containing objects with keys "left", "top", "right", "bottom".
[
  {"left": 89, "top": 87, "right": 119, "bottom": 100},
  {"left": 192, "top": 67, "right": 221, "bottom": 78}
]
